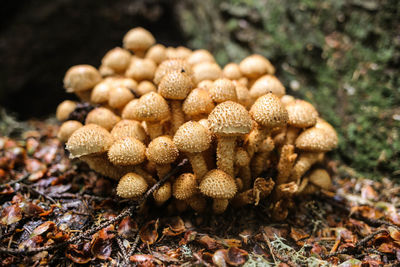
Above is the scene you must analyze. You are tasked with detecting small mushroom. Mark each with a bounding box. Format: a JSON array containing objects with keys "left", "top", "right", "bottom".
[
  {"left": 154, "top": 59, "right": 193, "bottom": 85},
  {"left": 187, "top": 49, "right": 215, "bottom": 66},
  {"left": 136, "top": 81, "right": 157, "bottom": 96},
  {"left": 307, "top": 169, "right": 332, "bottom": 191},
  {"left": 192, "top": 62, "right": 222, "bottom": 84},
  {"left": 108, "top": 87, "right": 134, "bottom": 110},
  {"left": 290, "top": 152, "right": 324, "bottom": 182},
  {"left": 57, "top": 120, "right": 83, "bottom": 142},
  {"left": 108, "top": 137, "right": 146, "bottom": 166},
  {"left": 85, "top": 107, "right": 120, "bottom": 131},
  {"left": 209, "top": 78, "right": 237, "bottom": 103},
  {"left": 239, "top": 54, "right": 275, "bottom": 79},
  {"left": 173, "top": 173, "right": 206, "bottom": 212},
  {"left": 146, "top": 136, "right": 179, "bottom": 179},
  {"left": 63, "top": 65, "right": 101, "bottom": 92},
  {"left": 182, "top": 88, "right": 215, "bottom": 120},
  {"left": 250, "top": 136, "right": 275, "bottom": 177},
  {"left": 222, "top": 63, "right": 242, "bottom": 80},
  {"left": 56, "top": 100, "right": 77, "bottom": 121},
  {"left": 235, "top": 147, "right": 252, "bottom": 190},
  {"left": 145, "top": 44, "right": 167, "bottom": 65},
  {"left": 276, "top": 144, "right": 297, "bottom": 185},
  {"left": 101, "top": 47, "right": 131, "bottom": 73},
  {"left": 117, "top": 172, "right": 149, "bottom": 198},
  {"left": 249, "top": 75, "right": 286, "bottom": 100},
  {"left": 91, "top": 82, "right": 111, "bottom": 104},
  {"left": 81, "top": 154, "right": 129, "bottom": 180},
  {"left": 110, "top": 120, "right": 147, "bottom": 143},
  {"left": 125, "top": 57, "right": 157, "bottom": 82},
  {"left": 153, "top": 182, "right": 172, "bottom": 206},
  {"left": 123, "top": 27, "right": 155, "bottom": 57}
]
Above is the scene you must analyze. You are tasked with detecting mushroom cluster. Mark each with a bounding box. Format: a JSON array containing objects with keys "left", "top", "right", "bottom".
[{"left": 56, "top": 27, "right": 338, "bottom": 218}]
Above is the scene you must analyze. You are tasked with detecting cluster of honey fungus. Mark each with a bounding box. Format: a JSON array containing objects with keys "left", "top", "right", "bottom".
[{"left": 56, "top": 27, "right": 338, "bottom": 218}]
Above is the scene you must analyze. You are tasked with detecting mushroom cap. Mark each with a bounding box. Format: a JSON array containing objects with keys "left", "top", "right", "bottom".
[
  {"left": 187, "top": 49, "right": 215, "bottom": 66},
  {"left": 182, "top": 88, "right": 215, "bottom": 116},
  {"left": 56, "top": 100, "right": 77, "bottom": 121},
  {"left": 197, "top": 80, "right": 214, "bottom": 91},
  {"left": 295, "top": 126, "right": 338, "bottom": 152},
  {"left": 146, "top": 136, "right": 179, "bottom": 165},
  {"left": 123, "top": 92, "right": 170, "bottom": 122},
  {"left": 153, "top": 182, "right": 172, "bottom": 203},
  {"left": 108, "top": 87, "right": 134, "bottom": 109},
  {"left": 166, "top": 46, "right": 192, "bottom": 60},
  {"left": 108, "top": 137, "right": 146, "bottom": 166},
  {"left": 106, "top": 77, "right": 138, "bottom": 91},
  {"left": 57, "top": 120, "right": 83, "bottom": 142},
  {"left": 154, "top": 59, "right": 193, "bottom": 85},
  {"left": 249, "top": 75, "right": 286, "bottom": 99},
  {"left": 145, "top": 44, "right": 167, "bottom": 65},
  {"left": 235, "top": 148, "right": 250, "bottom": 167},
  {"left": 66, "top": 124, "right": 114, "bottom": 158},
  {"left": 123, "top": 27, "right": 155, "bottom": 53},
  {"left": 117, "top": 172, "right": 149, "bottom": 198},
  {"left": 192, "top": 62, "right": 222, "bottom": 84},
  {"left": 235, "top": 83, "right": 251, "bottom": 108},
  {"left": 125, "top": 57, "right": 156, "bottom": 81},
  {"left": 249, "top": 93, "right": 288, "bottom": 129},
  {"left": 173, "top": 173, "right": 198, "bottom": 200},
  {"left": 209, "top": 78, "right": 237, "bottom": 103},
  {"left": 85, "top": 107, "right": 120, "bottom": 131},
  {"left": 239, "top": 54, "right": 275, "bottom": 78},
  {"left": 315, "top": 118, "right": 338, "bottom": 142},
  {"left": 280, "top": 95, "right": 295, "bottom": 106},
  {"left": 307, "top": 169, "right": 332, "bottom": 190},
  {"left": 173, "top": 121, "right": 211, "bottom": 153},
  {"left": 99, "top": 64, "right": 115, "bottom": 77},
  {"left": 136, "top": 81, "right": 157, "bottom": 96},
  {"left": 63, "top": 65, "right": 101, "bottom": 92},
  {"left": 110, "top": 120, "right": 147, "bottom": 143},
  {"left": 91, "top": 82, "right": 111, "bottom": 104},
  {"left": 158, "top": 70, "right": 193, "bottom": 100},
  {"left": 199, "top": 169, "right": 237, "bottom": 199},
  {"left": 208, "top": 101, "right": 252, "bottom": 136},
  {"left": 285, "top": 99, "right": 318, "bottom": 128},
  {"left": 223, "top": 63, "right": 242, "bottom": 80},
  {"left": 101, "top": 47, "right": 131, "bottom": 72}
]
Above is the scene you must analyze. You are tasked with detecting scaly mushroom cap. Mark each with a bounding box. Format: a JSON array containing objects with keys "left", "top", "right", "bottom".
[
  {"left": 153, "top": 182, "right": 172, "bottom": 203},
  {"left": 124, "top": 92, "right": 170, "bottom": 122},
  {"left": 136, "top": 81, "right": 157, "bottom": 96},
  {"left": 315, "top": 118, "right": 338, "bottom": 143},
  {"left": 249, "top": 75, "right": 286, "bottom": 99},
  {"left": 250, "top": 93, "right": 288, "bottom": 129},
  {"left": 57, "top": 120, "right": 83, "bottom": 142},
  {"left": 173, "top": 173, "right": 198, "bottom": 200},
  {"left": 295, "top": 126, "right": 338, "bottom": 152},
  {"left": 154, "top": 59, "right": 193, "bottom": 85},
  {"left": 235, "top": 83, "right": 251, "bottom": 108},
  {"left": 223, "top": 63, "right": 242, "bottom": 80},
  {"left": 85, "top": 107, "right": 120, "bottom": 131},
  {"left": 208, "top": 101, "right": 252, "bottom": 137},
  {"left": 63, "top": 65, "right": 101, "bottom": 92},
  {"left": 197, "top": 80, "right": 214, "bottom": 91},
  {"left": 108, "top": 137, "right": 146, "bottom": 166},
  {"left": 66, "top": 124, "right": 113, "bottom": 158},
  {"left": 110, "top": 120, "right": 147, "bottom": 143},
  {"left": 125, "top": 57, "right": 156, "bottom": 81},
  {"left": 187, "top": 49, "right": 215, "bottom": 65},
  {"left": 285, "top": 99, "right": 318, "bottom": 128},
  {"left": 145, "top": 44, "right": 167, "bottom": 65},
  {"left": 307, "top": 169, "right": 332, "bottom": 190},
  {"left": 91, "top": 82, "right": 111, "bottom": 104},
  {"left": 280, "top": 95, "right": 295, "bottom": 106},
  {"left": 101, "top": 47, "right": 131, "bottom": 73},
  {"left": 182, "top": 89, "right": 215, "bottom": 117},
  {"left": 158, "top": 70, "right": 193, "bottom": 100},
  {"left": 117, "top": 172, "right": 149, "bottom": 198},
  {"left": 239, "top": 54, "right": 275, "bottom": 78},
  {"left": 146, "top": 136, "right": 179, "bottom": 165},
  {"left": 173, "top": 121, "right": 211, "bottom": 153},
  {"left": 166, "top": 46, "right": 192, "bottom": 60},
  {"left": 123, "top": 27, "right": 155, "bottom": 53},
  {"left": 108, "top": 87, "right": 134, "bottom": 109},
  {"left": 56, "top": 100, "right": 77, "bottom": 121},
  {"left": 200, "top": 169, "right": 237, "bottom": 199},
  {"left": 106, "top": 77, "right": 138, "bottom": 91},
  {"left": 192, "top": 62, "right": 222, "bottom": 84},
  {"left": 235, "top": 148, "right": 250, "bottom": 167},
  {"left": 209, "top": 78, "right": 237, "bottom": 103}
]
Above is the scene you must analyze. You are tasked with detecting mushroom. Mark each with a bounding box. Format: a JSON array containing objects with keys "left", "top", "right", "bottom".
[
  {"left": 166, "top": 46, "right": 192, "bottom": 60},
  {"left": 101, "top": 47, "right": 131, "bottom": 73},
  {"left": 209, "top": 78, "right": 237, "bottom": 103},
  {"left": 146, "top": 136, "right": 179, "bottom": 179},
  {"left": 117, "top": 172, "right": 149, "bottom": 198},
  {"left": 249, "top": 75, "right": 286, "bottom": 101},
  {"left": 136, "top": 81, "right": 157, "bottom": 96},
  {"left": 145, "top": 44, "right": 167, "bottom": 65},
  {"left": 199, "top": 169, "right": 237, "bottom": 214},
  {"left": 63, "top": 65, "right": 101, "bottom": 92},
  {"left": 108, "top": 87, "right": 134, "bottom": 110},
  {"left": 222, "top": 63, "right": 242, "bottom": 80},
  {"left": 153, "top": 182, "right": 172, "bottom": 206},
  {"left": 81, "top": 154, "right": 129, "bottom": 180},
  {"left": 173, "top": 173, "right": 206, "bottom": 212},
  {"left": 192, "top": 62, "right": 222, "bottom": 85},
  {"left": 125, "top": 57, "right": 157, "bottom": 82},
  {"left": 154, "top": 59, "right": 193, "bottom": 85},
  {"left": 122, "top": 92, "right": 170, "bottom": 140},
  {"left": 308, "top": 168, "right": 332, "bottom": 191},
  {"left": 85, "top": 107, "right": 120, "bottom": 131},
  {"left": 57, "top": 120, "right": 83, "bottom": 142},
  {"left": 123, "top": 27, "right": 155, "bottom": 57},
  {"left": 66, "top": 124, "right": 114, "bottom": 158},
  {"left": 234, "top": 147, "right": 251, "bottom": 190},
  {"left": 173, "top": 121, "right": 212, "bottom": 180},
  {"left": 110, "top": 120, "right": 147, "bottom": 143},
  {"left": 234, "top": 82, "right": 252, "bottom": 108},
  {"left": 290, "top": 152, "right": 325, "bottom": 182},
  {"left": 187, "top": 49, "right": 215, "bottom": 66},
  {"left": 91, "top": 81, "right": 111, "bottom": 104},
  {"left": 276, "top": 144, "right": 298, "bottom": 185},
  {"left": 208, "top": 101, "right": 252, "bottom": 177},
  {"left": 158, "top": 70, "right": 193, "bottom": 132},
  {"left": 182, "top": 88, "right": 215, "bottom": 120},
  {"left": 250, "top": 136, "right": 275, "bottom": 177},
  {"left": 239, "top": 54, "right": 275, "bottom": 79},
  {"left": 108, "top": 137, "right": 146, "bottom": 166},
  {"left": 56, "top": 100, "right": 77, "bottom": 121}
]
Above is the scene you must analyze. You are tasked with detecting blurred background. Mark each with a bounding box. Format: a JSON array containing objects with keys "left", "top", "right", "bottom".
[{"left": 0, "top": 0, "right": 399, "bottom": 179}]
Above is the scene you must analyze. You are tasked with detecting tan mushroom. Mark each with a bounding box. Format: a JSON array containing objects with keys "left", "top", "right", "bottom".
[
  {"left": 290, "top": 152, "right": 325, "bottom": 182},
  {"left": 173, "top": 173, "right": 206, "bottom": 212},
  {"left": 153, "top": 182, "right": 172, "bottom": 206},
  {"left": 208, "top": 101, "right": 252, "bottom": 177},
  {"left": 136, "top": 81, "right": 157, "bottom": 96},
  {"left": 154, "top": 59, "right": 193, "bottom": 85},
  {"left": 166, "top": 46, "right": 192, "bottom": 60},
  {"left": 199, "top": 169, "right": 237, "bottom": 214},
  {"left": 91, "top": 82, "right": 111, "bottom": 104},
  {"left": 108, "top": 137, "right": 146, "bottom": 166},
  {"left": 192, "top": 62, "right": 222, "bottom": 84},
  {"left": 110, "top": 120, "right": 147, "bottom": 143},
  {"left": 101, "top": 47, "right": 131, "bottom": 73},
  {"left": 234, "top": 82, "right": 252, "bottom": 108},
  {"left": 239, "top": 54, "right": 275, "bottom": 79},
  {"left": 57, "top": 120, "right": 83, "bottom": 142},
  {"left": 108, "top": 87, "right": 134, "bottom": 110},
  {"left": 85, "top": 107, "right": 120, "bottom": 131},
  {"left": 222, "top": 63, "right": 242, "bottom": 80},
  {"left": 117, "top": 172, "right": 149, "bottom": 198},
  {"left": 145, "top": 44, "right": 167, "bottom": 65},
  {"left": 234, "top": 147, "right": 251, "bottom": 190},
  {"left": 182, "top": 88, "right": 215, "bottom": 120},
  {"left": 81, "top": 154, "right": 129, "bottom": 180},
  {"left": 187, "top": 49, "right": 215, "bottom": 66},
  {"left": 56, "top": 100, "right": 77, "bottom": 121},
  {"left": 276, "top": 145, "right": 298, "bottom": 185},
  {"left": 63, "top": 65, "right": 101, "bottom": 92},
  {"left": 250, "top": 136, "right": 275, "bottom": 177},
  {"left": 173, "top": 121, "right": 212, "bottom": 180},
  {"left": 125, "top": 57, "right": 157, "bottom": 82},
  {"left": 249, "top": 75, "right": 286, "bottom": 100},
  {"left": 123, "top": 27, "right": 155, "bottom": 57},
  {"left": 146, "top": 136, "right": 179, "bottom": 179},
  {"left": 209, "top": 78, "right": 237, "bottom": 103}
]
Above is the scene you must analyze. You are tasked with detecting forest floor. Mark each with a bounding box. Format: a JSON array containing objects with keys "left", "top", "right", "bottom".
[{"left": 0, "top": 121, "right": 399, "bottom": 266}]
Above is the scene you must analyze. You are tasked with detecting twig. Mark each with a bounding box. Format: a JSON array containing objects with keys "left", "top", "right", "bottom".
[
  {"left": 0, "top": 174, "right": 29, "bottom": 189},
  {"left": 20, "top": 184, "right": 58, "bottom": 204},
  {"left": 116, "top": 236, "right": 130, "bottom": 266},
  {"left": 127, "top": 233, "right": 141, "bottom": 258},
  {"left": 0, "top": 159, "right": 188, "bottom": 255}
]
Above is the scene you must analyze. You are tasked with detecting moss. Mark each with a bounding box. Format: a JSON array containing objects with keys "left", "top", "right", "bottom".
[{"left": 177, "top": 0, "right": 400, "bottom": 179}]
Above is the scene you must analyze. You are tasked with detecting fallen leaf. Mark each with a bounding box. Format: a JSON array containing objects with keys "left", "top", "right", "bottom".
[
  {"left": 1, "top": 204, "right": 23, "bottom": 225},
  {"left": 198, "top": 235, "right": 220, "bottom": 250},
  {"left": 0, "top": 184, "right": 14, "bottom": 195},
  {"left": 32, "top": 221, "right": 56, "bottom": 236},
  {"left": 225, "top": 247, "right": 248, "bottom": 266},
  {"left": 361, "top": 184, "right": 378, "bottom": 201},
  {"left": 212, "top": 249, "right": 227, "bottom": 267},
  {"left": 389, "top": 226, "right": 400, "bottom": 241},
  {"left": 162, "top": 216, "right": 185, "bottom": 236},
  {"left": 139, "top": 220, "right": 159, "bottom": 245},
  {"left": 118, "top": 217, "right": 138, "bottom": 238},
  {"left": 290, "top": 227, "right": 310, "bottom": 243},
  {"left": 91, "top": 226, "right": 115, "bottom": 260},
  {"left": 221, "top": 239, "right": 242, "bottom": 247},
  {"left": 66, "top": 243, "right": 92, "bottom": 264}
]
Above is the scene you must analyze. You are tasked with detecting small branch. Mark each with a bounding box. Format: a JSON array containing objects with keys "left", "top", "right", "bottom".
[
  {"left": 116, "top": 236, "right": 130, "bottom": 266},
  {"left": 0, "top": 174, "right": 29, "bottom": 189}
]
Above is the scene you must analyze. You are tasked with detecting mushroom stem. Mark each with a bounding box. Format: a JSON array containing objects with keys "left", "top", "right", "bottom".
[
  {"left": 146, "top": 121, "right": 163, "bottom": 140},
  {"left": 285, "top": 126, "right": 300, "bottom": 145},
  {"left": 231, "top": 189, "right": 254, "bottom": 207},
  {"left": 289, "top": 152, "right": 324, "bottom": 182},
  {"left": 216, "top": 136, "right": 236, "bottom": 177},
  {"left": 212, "top": 199, "right": 229, "bottom": 214},
  {"left": 170, "top": 100, "right": 185, "bottom": 133},
  {"left": 276, "top": 145, "right": 297, "bottom": 185},
  {"left": 186, "top": 152, "right": 209, "bottom": 181},
  {"left": 186, "top": 194, "right": 206, "bottom": 213},
  {"left": 251, "top": 137, "right": 275, "bottom": 177},
  {"left": 239, "top": 166, "right": 252, "bottom": 190},
  {"left": 245, "top": 127, "right": 268, "bottom": 158}
]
